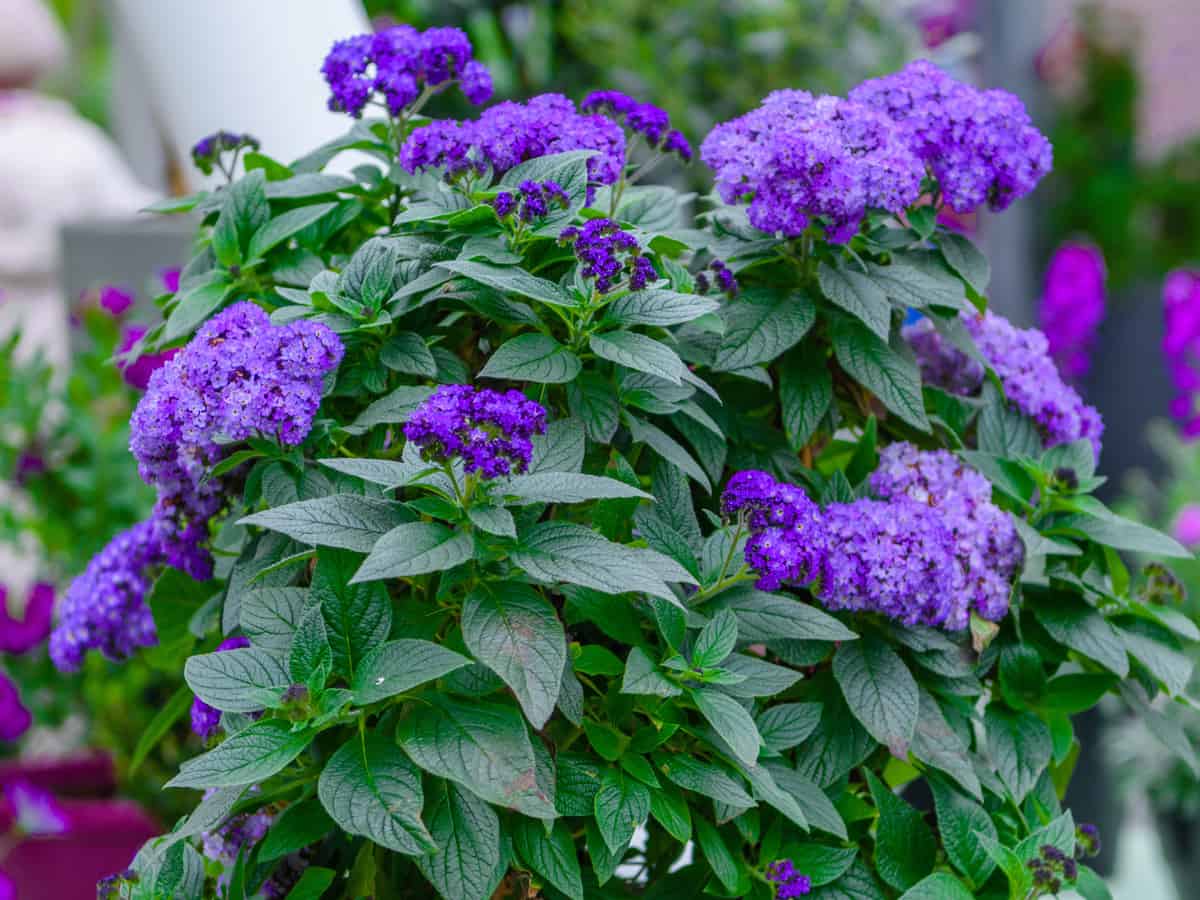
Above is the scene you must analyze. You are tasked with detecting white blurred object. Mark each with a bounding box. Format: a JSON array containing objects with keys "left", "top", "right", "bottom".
[
  {"left": 108, "top": 0, "right": 372, "bottom": 188},
  {"left": 0, "top": 0, "right": 66, "bottom": 85}
]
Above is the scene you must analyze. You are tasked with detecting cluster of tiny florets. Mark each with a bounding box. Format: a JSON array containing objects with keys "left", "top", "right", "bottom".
[
  {"left": 493, "top": 180, "right": 570, "bottom": 222},
  {"left": 850, "top": 59, "right": 1053, "bottom": 213},
  {"left": 561, "top": 218, "right": 656, "bottom": 293},
  {"left": 191, "top": 131, "right": 261, "bottom": 176},
  {"left": 766, "top": 859, "right": 812, "bottom": 898},
  {"left": 322, "top": 26, "right": 492, "bottom": 117},
  {"left": 581, "top": 90, "right": 693, "bottom": 161},
  {"left": 1027, "top": 844, "right": 1078, "bottom": 895},
  {"left": 404, "top": 385, "right": 547, "bottom": 479},
  {"left": 199, "top": 790, "right": 311, "bottom": 898},
  {"left": 1039, "top": 241, "right": 1106, "bottom": 381},
  {"left": 190, "top": 635, "right": 252, "bottom": 740},
  {"left": 904, "top": 311, "right": 1104, "bottom": 459},
  {"left": 695, "top": 259, "right": 738, "bottom": 297},
  {"left": 870, "top": 442, "right": 1023, "bottom": 622},
  {"left": 1162, "top": 269, "right": 1200, "bottom": 437},
  {"left": 400, "top": 94, "right": 625, "bottom": 192},
  {"left": 701, "top": 90, "right": 925, "bottom": 242}
]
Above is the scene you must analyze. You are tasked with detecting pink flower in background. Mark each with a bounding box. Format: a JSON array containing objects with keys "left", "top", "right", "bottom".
[
  {"left": 116, "top": 325, "right": 180, "bottom": 391},
  {"left": 0, "top": 675, "right": 31, "bottom": 742},
  {"left": 916, "top": 0, "right": 975, "bottom": 48},
  {"left": 160, "top": 267, "right": 181, "bottom": 294},
  {"left": 98, "top": 284, "right": 134, "bottom": 317},
  {"left": 1172, "top": 505, "right": 1200, "bottom": 548},
  {"left": 3, "top": 782, "right": 68, "bottom": 837},
  {"left": 1038, "top": 241, "right": 1106, "bottom": 381},
  {"left": 1163, "top": 270, "right": 1200, "bottom": 436},
  {"left": 0, "top": 583, "right": 54, "bottom": 654}
]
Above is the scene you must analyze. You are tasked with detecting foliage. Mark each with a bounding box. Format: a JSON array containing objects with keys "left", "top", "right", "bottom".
[{"left": 89, "top": 33, "right": 1200, "bottom": 900}]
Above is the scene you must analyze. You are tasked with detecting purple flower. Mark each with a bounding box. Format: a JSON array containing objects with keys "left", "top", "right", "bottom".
[
  {"left": 0, "top": 672, "right": 31, "bottom": 741},
  {"left": 582, "top": 91, "right": 692, "bottom": 160},
  {"left": 0, "top": 582, "right": 54, "bottom": 654},
  {"left": 321, "top": 26, "right": 492, "bottom": 118},
  {"left": 1162, "top": 269, "right": 1200, "bottom": 437},
  {"left": 191, "top": 636, "right": 252, "bottom": 740},
  {"left": 702, "top": 91, "right": 925, "bottom": 242},
  {"left": 191, "top": 131, "right": 260, "bottom": 176},
  {"left": 0, "top": 872, "right": 13, "bottom": 900},
  {"left": 493, "top": 180, "right": 570, "bottom": 223},
  {"left": 708, "top": 259, "right": 738, "bottom": 297},
  {"left": 870, "top": 443, "right": 1022, "bottom": 622},
  {"left": 4, "top": 781, "right": 68, "bottom": 836},
  {"left": 903, "top": 312, "right": 1104, "bottom": 459},
  {"left": 1039, "top": 242, "right": 1106, "bottom": 381},
  {"left": 401, "top": 94, "right": 626, "bottom": 190},
  {"left": 99, "top": 284, "right": 134, "bottom": 317},
  {"left": 560, "top": 218, "right": 656, "bottom": 293},
  {"left": 160, "top": 267, "right": 181, "bottom": 294},
  {"left": 850, "top": 59, "right": 1052, "bottom": 213},
  {"left": 117, "top": 324, "right": 180, "bottom": 391},
  {"left": 404, "top": 385, "right": 547, "bottom": 479},
  {"left": 766, "top": 859, "right": 813, "bottom": 898},
  {"left": 1172, "top": 504, "right": 1200, "bottom": 547}
]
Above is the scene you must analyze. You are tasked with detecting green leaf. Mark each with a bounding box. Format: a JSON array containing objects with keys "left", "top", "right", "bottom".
[
  {"left": 317, "top": 457, "right": 433, "bottom": 490},
  {"left": 819, "top": 262, "right": 891, "bottom": 341},
  {"left": 984, "top": 707, "right": 1052, "bottom": 803},
  {"left": 810, "top": 860, "right": 886, "bottom": 899},
  {"left": 351, "top": 639, "right": 471, "bottom": 705},
  {"left": 756, "top": 703, "right": 823, "bottom": 753},
  {"left": 310, "top": 549, "right": 391, "bottom": 681},
  {"left": 978, "top": 399, "right": 1042, "bottom": 458},
  {"left": 657, "top": 754, "right": 755, "bottom": 808},
  {"left": 462, "top": 583, "right": 567, "bottom": 729},
  {"left": 898, "top": 873, "right": 974, "bottom": 900},
  {"left": 246, "top": 203, "right": 336, "bottom": 260},
  {"left": 290, "top": 604, "right": 332, "bottom": 685},
  {"left": 689, "top": 689, "right": 761, "bottom": 765},
  {"left": 1039, "top": 673, "right": 1114, "bottom": 714},
  {"left": 478, "top": 334, "right": 582, "bottom": 384},
  {"left": 622, "top": 647, "right": 682, "bottom": 697},
  {"left": 165, "top": 719, "right": 311, "bottom": 789},
  {"left": 1121, "top": 625, "right": 1193, "bottom": 697},
  {"left": 911, "top": 690, "right": 981, "bottom": 800},
  {"left": 832, "top": 321, "right": 929, "bottom": 431},
  {"left": 649, "top": 783, "right": 693, "bottom": 843},
  {"left": 975, "top": 832, "right": 1032, "bottom": 898},
  {"left": 605, "top": 289, "right": 721, "bottom": 327},
  {"left": 930, "top": 779, "right": 997, "bottom": 887},
  {"left": 282, "top": 867, "right": 336, "bottom": 900},
  {"left": 162, "top": 272, "right": 232, "bottom": 343},
  {"left": 1075, "top": 865, "right": 1114, "bottom": 900},
  {"left": 626, "top": 415, "right": 711, "bottom": 492},
  {"left": 528, "top": 418, "right": 586, "bottom": 474},
  {"left": 694, "top": 816, "right": 741, "bottom": 893},
  {"left": 513, "top": 819, "right": 583, "bottom": 900},
  {"left": 258, "top": 798, "right": 334, "bottom": 862},
  {"left": 417, "top": 780, "right": 503, "bottom": 900},
  {"left": 185, "top": 646, "right": 291, "bottom": 712},
  {"left": 591, "top": 331, "right": 688, "bottom": 384},
  {"left": 318, "top": 731, "right": 435, "bottom": 855},
  {"left": 1036, "top": 601, "right": 1129, "bottom": 677},
  {"left": 833, "top": 635, "right": 919, "bottom": 756},
  {"left": 780, "top": 349, "right": 833, "bottom": 450},
  {"left": 713, "top": 289, "right": 816, "bottom": 371},
  {"left": 867, "top": 252, "right": 966, "bottom": 310},
  {"left": 1055, "top": 509, "right": 1190, "bottom": 558},
  {"left": 693, "top": 609, "right": 739, "bottom": 668},
  {"left": 780, "top": 845, "right": 857, "bottom": 887},
  {"left": 711, "top": 586, "right": 857, "bottom": 642},
  {"left": 866, "top": 770, "right": 936, "bottom": 891},
  {"left": 396, "top": 695, "right": 556, "bottom": 819},
  {"left": 130, "top": 685, "right": 192, "bottom": 775},
  {"left": 938, "top": 232, "right": 991, "bottom": 295},
  {"left": 466, "top": 504, "right": 517, "bottom": 538},
  {"left": 437, "top": 259, "right": 575, "bottom": 307},
  {"left": 351, "top": 522, "right": 474, "bottom": 583},
  {"left": 239, "top": 496, "right": 409, "bottom": 553},
  {"left": 345, "top": 385, "right": 435, "bottom": 434},
  {"left": 380, "top": 331, "right": 437, "bottom": 377},
  {"left": 595, "top": 768, "right": 651, "bottom": 853},
  {"left": 567, "top": 372, "right": 620, "bottom": 443},
  {"left": 498, "top": 472, "right": 652, "bottom": 505}
]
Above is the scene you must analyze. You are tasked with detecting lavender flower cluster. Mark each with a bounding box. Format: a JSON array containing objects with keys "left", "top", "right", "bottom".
[
  {"left": 724, "top": 446, "right": 1021, "bottom": 629},
  {"left": 404, "top": 384, "right": 547, "bottom": 479},
  {"left": 850, "top": 59, "right": 1053, "bottom": 213},
  {"left": 581, "top": 91, "right": 693, "bottom": 161},
  {"left": 199, "top": 791, "right": 315, "bottom": 897},
  {"left": 190, "top": 636, "right": 251, "bottom": 740},
  {"left": 400, "top": 94, "right": 626, "bottom": 190},
  {"left": 191, "top": 131, "right": 261, "bottom": 176},
  {"left": 1162, "top": 269, "right": 1200, "bottom": 436},
  {"left": 766, "top": 859, "right": 812, "bottom": 898},
  {"left": 561, "top": 218, "right": 657, "bottom": 293},
  {"left": 493, "top": 179, "right": 569, "bottom": 222},
  {"left": 322, "top": 26, "right": 492, "bottom": 117},
  {"left": 695, "top": 258, "right": 738, "bottom": 297},
  {"left": 903, "top": 311, "right": 1104, "bottom": 458},
  {"left": 1038, "top": 242, "right": 1106, "bottom": 381}
]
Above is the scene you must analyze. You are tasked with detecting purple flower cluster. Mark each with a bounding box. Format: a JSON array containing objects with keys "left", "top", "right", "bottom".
[
  {"left": 701, "top": 90, "right": 925, "bottom": 242},
  {"left": 404, "top": 385, "right": 547, "bottom": 479},
  {"left": 725, "top": 454, "right": 1019, "bottom": 629},
  {"left": 322, "top": 26, "right": 492, "bottom": 117},
  {"left": 903, "top": 312, "right": 1103, "bottom": 458},
  {"left": 48, "top": 520, "right": 162, "bottom": 671},
  {"left": 561, "top": 218, "right": 657, "bottom": 293},
  {"left": 200, "top": 792, "right": 313, "bottom": 898},
  {"left": 0, "top": 582, "right": 53, "bottom": 654},
  {"left": 191, "top": 635, "right": 251, "bottom": 740},
  {"left": 400, "top": 94, "right": 626, "bottom": 190},
  {"left": 849, "top": 59, "right": 1053, "bottom": 213},
  {"left": 130, "top": 302, "right": 343, "bottom": 578},
  {"left": 870, "top": 443, "right": 1022, "bottom": 622},
  {"left": 766, "top": 859, "right": 812, "bottom": 898},
  {"left": 191, "top": 131, "right": 260, "bottom": 176},
  {"left": 1027, "top": 844, "right": 1078, "bottom": 894},
  {"left": 1162, "top": 269, "right": 1200, "bottom": 437},
  {"left": 695, "top": 259, "right": 738, "bottom": 297},
  {"left": 493, "top": 180, "right": 570, "bottom": 222},
  {"left": 581, "top": 90, "right": 693, "bottom": 161},
  {"left": 1039, "top": 242, "right": 1106, "bottom": 381},
  {"left": 99, "top": 284, "right": 134, "bottom": 317}
]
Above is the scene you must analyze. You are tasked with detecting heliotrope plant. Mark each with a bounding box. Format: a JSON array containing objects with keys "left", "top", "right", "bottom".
[{"left": 72, "top": 29, "right": 1198, "bottom": 899}]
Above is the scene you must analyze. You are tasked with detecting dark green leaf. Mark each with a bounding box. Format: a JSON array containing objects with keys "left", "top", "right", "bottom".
[
  {"left": 478, "top": 334, "right": 582, "bottom": 384},
  {"left": 833, "top": 635, "right": 919, "bottom": 757},
  {"left": 866, "top": 770, "right": 936, "bottom": 891},
  {"left": 930, "top": 779, "right": 997, "bottom": 887},
  {"left": 184, "top": 646, "right": 290, "bottom": 713},
  {"left": 713, "top": 289, "right": 816, "bottom": 371},
  {"left": 594, "top": 768, "right": 651, "bottom": 853},
  {"left": 605, "top": 289, "right": 721, "bottom": 327},
  {"left": 513, "top": 820, "right": 583, "bottom": 900},
  {"left": 247, "top": 203, "right": 336, "bottom": 260},
  {"left": 832, "top": 320, "right": 929, "bottom": 431},
  {"left": 689, "top": 689, "right": 761, "bottom": 765},
  {"left": 165, "top": 719, "right": 312, "bottom": 789},
  {"left": 239, "top": 496, "right": 409, "bottom": 553},
  {"left": 437, "top": 259, "right": 575, "bottom": 307},
  {"left": 351, "top": 522, "right": 474, "bottom": 582},
  {"left": 984, "top": 707, "right": 1052, "bottom": 803},
  {"left": 352, "top": 640, "right": 471, "bottom": 705},
  {"left": 417, "top": 780, "right": 503, "bottom": 900},
  {"left": 591, "top": 331, "right": 687, "bottom": 385},
  {"left": 1036, "top": 601, "right": 1129, "bottom": 677},
  {"left": 313, "top": 549, "right": 392, "bottom": 679},
  {"left": 819, "top": 262, "right": 891, "bottom": 341},
  {"left": 780, "top": 349, "right": 833, "bottom": 450}
]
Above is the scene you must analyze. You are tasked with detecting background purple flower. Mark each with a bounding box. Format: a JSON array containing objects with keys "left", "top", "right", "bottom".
[
  {"left": 1162, "top": 269, "right": 1200, "bottom": 436},
  {"left": 1172, "top": 503, "right": 1200, "bottom": 547},
  {"left": 116, "top": 324, "right": 180, "bottom": 391},
  {"left": 0, "top": 582, "right": 54, "bottom": 654},
  {"left": 1038, "top": 241, "right": 1106, "bottom": 381},
  {"left": 98, "top": 284, "right": 134, "bottom": 317},
  {"left": 190, "top": 636, "right": 252, "bottom": 740},
  {"left": 0, "top": 673, "right": 31, "bottom": 741}
]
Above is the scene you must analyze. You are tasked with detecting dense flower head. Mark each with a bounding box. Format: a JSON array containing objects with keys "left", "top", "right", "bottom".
[
  {"left": 1162, "top": 269, "right": 1200, "bottom": 436},
  {"left": 903, "top": 312, "right": 1104, "bottom": 458},
  {"left": 322, "top": 26, "right": 492, "bottom": 117},
  {"left": 870, "top": 443, "right": 1022, "bottom": 622},
  {"left": 582, "top": 90, "right": 693, "bottom": 160},
  {"left": 404, "top": 384, "right": 547, "bottom": 479},
  {"left": 130, "top": 302, "right": 343, "bottom": 578},
  {"left": 48, "top": 520, "right": 163, "bottom": 671},
  {"left": 702, "top": 91, "right": 925, "bottom": 242},
  {"left": 0, "top": 582, "right": 54, "bottom": 654},
  {"left": 1039, "top": 241, "right": 1106, "bottom": 380},
  {"left": 190, "top": 636, "right": 251, "bottom": 740},
  {"left": 766, "top": 859, "right": 813, "bottom": 898},
  {"left": 561, "top": 218, "right": 656, "bottom": 293},
  {"left": 0, "top": 672, "right": 31, "bottom": 741},
  {"left": 400, "top": 94, "right": 626, "bottom": 190},
  {"left": 493, "top": 179, "right": 570, "bottom": 222},
  {"left": 850, "top": 59, "right": 1053, "bottom": 213},
  {"left": 191, "top": 131, "right": 261, "bottom": 175}
]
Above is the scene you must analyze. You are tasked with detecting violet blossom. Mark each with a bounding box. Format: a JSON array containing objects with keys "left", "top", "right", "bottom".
[{"left": 1038, "top": 241, "right": 1106, "bottom": 381}]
